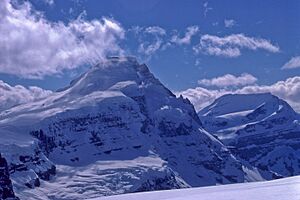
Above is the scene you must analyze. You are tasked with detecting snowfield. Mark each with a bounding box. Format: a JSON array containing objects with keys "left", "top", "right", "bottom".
[{"left": 95, "top": 175, "right": 300, "bottom": 200}]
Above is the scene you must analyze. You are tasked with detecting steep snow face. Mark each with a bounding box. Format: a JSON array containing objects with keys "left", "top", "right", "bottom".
[
  {"left": 92, "top": 175, "right": 300, "bottom": 200},
  {"left": 198, "top": 93, "right": 300, "bottom": 179},
  {"left": 0, "top": 57, "right": 248, "bottom": 200}
]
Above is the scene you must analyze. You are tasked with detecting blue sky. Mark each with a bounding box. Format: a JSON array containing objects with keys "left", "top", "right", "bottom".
[{"left": 1, "top": 0, "right": 300, "bottom": 111}]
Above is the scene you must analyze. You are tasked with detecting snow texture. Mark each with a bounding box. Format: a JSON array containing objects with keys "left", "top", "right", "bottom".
[{"left": 93, "top": 175, "right": 300, "bottom": 200}]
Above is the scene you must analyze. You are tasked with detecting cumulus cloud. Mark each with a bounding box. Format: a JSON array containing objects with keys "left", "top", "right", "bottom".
[
  {"left": 193, "top": 34, "right": 280, "bottom": 57},
  {"left": 224, "top": 19, "right": 236, "bottom": 28},
  {"left": 198, "top": 73, "right": 257, "bottom": 88},
  {"left": 282, "top": 56, "right": 300, "bottom": 69},
  {"left": 177, "top": 87, "right": 223, "bottom": 111},
  {"left": 0, "top": 0, "right": 124, "bottom": 79},
  {"left": 178, "top": 76, "right": 300, "bottom": 112},
  {"left": 171, "top": 26, "right": 199, "bottom": 45},
  {"left": 0, "top": 80, "right": 52, "bottom": 112}
]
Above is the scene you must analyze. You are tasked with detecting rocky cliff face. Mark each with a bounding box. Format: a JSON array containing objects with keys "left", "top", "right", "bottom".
[{"left": 0, "top": 154, "right": 19, "bottom": 200}]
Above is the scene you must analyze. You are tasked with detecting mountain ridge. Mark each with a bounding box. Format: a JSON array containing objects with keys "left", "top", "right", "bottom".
[
  {"left": 0, "top": 57, "right": 250, "bottom": 199},
  {"left": 198, "top": 93, "right": 300, "bottom": 180}
]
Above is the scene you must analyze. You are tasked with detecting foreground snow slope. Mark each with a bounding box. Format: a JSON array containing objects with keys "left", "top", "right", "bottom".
[{"left": 95, "top": 175, "right": 300, "bottom": 200}]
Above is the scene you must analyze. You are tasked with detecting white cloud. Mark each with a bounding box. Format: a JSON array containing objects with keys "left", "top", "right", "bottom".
[
  {"left": 144, "top": 26, "right": 166, "bottom": 35},
  {"left": 0, "top": 80, "right": 52, "bottom": 112},
  {"left": 195, "top": 59, "right": 201, "bottom": 66},
  {"left": 224, "top": 19, "right": 236, "bottom": 28},
  {"left": 193, "top": 34, "right": 280, "bottom": 57},
  {"left": 203, "top": 2, "right": 212, "bottom": 17},
  {"left": 238, "top": 77, "right": 300, "bottom": 108},
  {"left": 177, "top": 76, "right": 300, "bottom": 112},
  {"left": 171, "top": 26, "right": 199, "bottom": 45},
  {"left": 135, "top": 25, "right": 199, "bottom": 57},
  {"left": 43, "top": 0, "right": 54, "bottom": 5},
  {"left": 129, "top": 26, "right": 166, "bottom": 36},
  {"left": 282, "top": 56, "right": 300, "bottom": 69},
  {"left": 138, "top": 39, "right": 163, "bottom": 56},
  {"left": 0, "top": 0, "right": 124, "bottom": 79},
  {"left": 129, "top": 26, "right": 144, "bottom": 35},
  {"left": 135, "top": 26, "right": 167, "bottom": 57},
  {"left": 198, "top": 73, "right": 257, "bottom": 88},
  {"left": 176, "top": 87, "right": 223, "bottom": 111}
]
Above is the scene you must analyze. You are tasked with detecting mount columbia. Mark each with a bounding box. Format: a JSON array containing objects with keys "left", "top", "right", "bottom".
[{"left": 0, "top": 57, "right": 299, "bottom": 200}]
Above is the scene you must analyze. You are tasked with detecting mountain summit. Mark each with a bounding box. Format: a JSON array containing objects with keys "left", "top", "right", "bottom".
[{"left": 0, "top": 57, "right": 248, "bottom": 199}]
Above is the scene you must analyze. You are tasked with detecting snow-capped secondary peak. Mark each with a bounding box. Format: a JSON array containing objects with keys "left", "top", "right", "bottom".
[
  {"left": 199, "top": 93, "right": 296, "bottom": 118},
  {"left": 198, "top": 93, "right": 300, "bottom": 181},
  {"left": 198, "top": 93, "right": 298, "bottom": 133}
]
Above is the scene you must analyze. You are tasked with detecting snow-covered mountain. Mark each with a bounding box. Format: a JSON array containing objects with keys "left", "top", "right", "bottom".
[
  {"left": 0, "top": 57, "right": 250, "bottom": 199},
  {"left": 93, "top": 175, "right": 300, "bottom": 200},
  {"left": 198, "top": 93, "right": 300, "bottom": 179}
]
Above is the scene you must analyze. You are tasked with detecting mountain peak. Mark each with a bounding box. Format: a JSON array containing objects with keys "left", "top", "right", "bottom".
[
  {"left": 59, "top": 56, "right": 159, "bottom": 95},
  {"left": 199, "top": 93, "right": 292, "bottom": 117},
  {"left": 198, "top": 92, "right": 298, "bottom": 137}
]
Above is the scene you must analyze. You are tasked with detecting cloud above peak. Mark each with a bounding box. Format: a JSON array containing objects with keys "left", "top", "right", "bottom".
[
  {"left": 128, "top": 24, "right": 281, "bottom": 62},
  {"left": 198, "top": 73, "right": 257, "bottom": 88},
  {"left": 171, "top": 26, "right": 199, "bottom": 45},
  {"left": 193, "top": 34, "right": 280, "bottom": 57},
  {"left": 136, "top": 26, "right": 166, "bottom": 57},
  {"left": 0, "top": 0, "right": 124, "bottom": 79}
]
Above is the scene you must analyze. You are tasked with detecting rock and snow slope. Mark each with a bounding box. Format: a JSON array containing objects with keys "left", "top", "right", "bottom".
[
  {"left": 0, "top": 57, "right": 250, "bottom": 199},
  {"left": 94, "top": 175, "right": 300, "bottom": 200},
  {"left": 0, "top": 154, "right": 19, "bottom": 200},
  {"left": 199, "top": 93, "right": 300, "bottom": 179}
]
